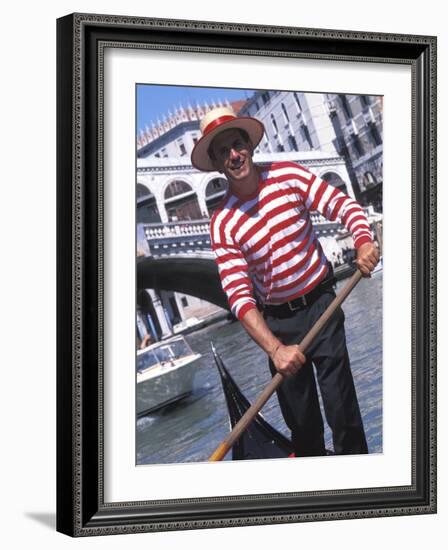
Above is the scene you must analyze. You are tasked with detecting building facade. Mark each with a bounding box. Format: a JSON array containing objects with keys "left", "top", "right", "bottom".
[
  {"left": 324, "top": 93, "right": 383, "bottom": 211},
  {"left": 238, "top": 90, "right": 383, "bottom": 209}
]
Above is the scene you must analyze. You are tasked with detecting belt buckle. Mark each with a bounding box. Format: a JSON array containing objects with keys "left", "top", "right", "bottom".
[{"left": 288, "top": 295, "right": 307, "bottom": 311}]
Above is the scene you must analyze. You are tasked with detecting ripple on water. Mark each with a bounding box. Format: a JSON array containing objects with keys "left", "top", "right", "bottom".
[{"left": 136, "top": 415, "right": 157, "bottom": 430}]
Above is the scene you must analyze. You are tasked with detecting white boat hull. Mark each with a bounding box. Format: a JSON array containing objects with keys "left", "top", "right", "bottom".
[{"left": 137, "top": 354, "right": 200, "bottom": 415}]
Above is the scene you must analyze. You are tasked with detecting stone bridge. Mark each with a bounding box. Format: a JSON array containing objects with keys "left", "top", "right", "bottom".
[{"left": 136, "top": 210, "right": 382, "bottom": 308}]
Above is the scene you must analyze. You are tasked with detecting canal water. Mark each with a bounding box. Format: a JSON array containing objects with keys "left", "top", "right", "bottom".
[{"left": 137, "top": 270, "right": 383, "bottom": 464}]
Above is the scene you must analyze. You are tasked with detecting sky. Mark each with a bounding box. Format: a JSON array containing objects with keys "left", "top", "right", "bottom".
[{"left": 136, "top": 84, "right": 256, "bottom": 131}]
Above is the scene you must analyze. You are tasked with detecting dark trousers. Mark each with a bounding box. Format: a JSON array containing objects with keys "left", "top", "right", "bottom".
[{"left": 264, "top": 287, "right": 368, "bottom": 457}]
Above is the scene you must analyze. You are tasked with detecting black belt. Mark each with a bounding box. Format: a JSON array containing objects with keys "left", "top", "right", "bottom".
[{"left": 263, "top": 271, "right": 335, "bottom": 318}]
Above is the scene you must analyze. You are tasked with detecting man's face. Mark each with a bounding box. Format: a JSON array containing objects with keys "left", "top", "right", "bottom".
[{"left": 209, "top": 129, "right": 255, "bottom": 184}]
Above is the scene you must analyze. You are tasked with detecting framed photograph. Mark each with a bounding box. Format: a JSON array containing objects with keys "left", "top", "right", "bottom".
[{"left": 56, "top": 13, "right": 436, "bottom": 536}]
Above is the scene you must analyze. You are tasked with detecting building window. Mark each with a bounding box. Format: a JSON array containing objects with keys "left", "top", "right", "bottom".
[
  {"left": 351, "top": 134, "right": 365, "bottom": 157},
  {"left": 276, "top": 143, "right": 285, "bottom": 152},
  {"left": 288, "top": 134, "right": 298, "bottom": 151},
  {"left": 281, "top": 103, "right": 290, "bottom": 124},
  {"left": 178, "top": 141, "right": 187, "bottom": 156},
  {"left": 261, "top": 91, "right": 270, "bottom": 105},
  {"left": 301, "top": 124, "right": 313, "bottom": 150},
  {"left": 271, "top": 113, "right": 279, "bottom": 135},
  {"left": 325, "top": 94, "right": 337, "bottom": 117},
  {"left": 364, "top": 171, "right": 377, "bottom": 187},
  {"left": 263, "top": 134, "right": 272, "bottom": 153},
  {"left": 339, "top": 94, "right": 353, "bottom": 120},
  {"left": 369, "top": 123, "right": 383, "bottom": 146},
  {"left": 181, "top": 297, "right": 188, "bottom": 307},
  {"left": 293, "top": 92, "right": 302, "bottom": 112},
  {"left": 360, "top": 95, "right": 371, "bottom": 107}
]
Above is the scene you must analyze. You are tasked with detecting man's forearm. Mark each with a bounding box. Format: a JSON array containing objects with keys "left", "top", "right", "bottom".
[
  {"left": 239, "top": 307, "right": 281, "bottom": 358},
  {"left": 239, "top": 307, "right": 306, "bottom": 376}
]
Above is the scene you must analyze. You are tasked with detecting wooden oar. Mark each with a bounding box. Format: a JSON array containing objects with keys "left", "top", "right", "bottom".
[{"left": 208, "top": 268, "right": 364, "bottom": 462}]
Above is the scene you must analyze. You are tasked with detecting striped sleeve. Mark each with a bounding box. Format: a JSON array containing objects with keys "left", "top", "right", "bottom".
[
  {"left": 210, "top": 213, "right": 257, "bottom": 321},
  {"left": 285, "top": 163, "right": 373, "bottom": 249}
]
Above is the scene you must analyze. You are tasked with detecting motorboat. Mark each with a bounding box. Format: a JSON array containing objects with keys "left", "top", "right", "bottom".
[{"left": 137, "top": 336, "right": 201, "bottom": 416}]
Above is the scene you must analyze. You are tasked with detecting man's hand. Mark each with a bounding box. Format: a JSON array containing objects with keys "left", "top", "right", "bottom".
[
  {"left": 356, "top": 242, "right": 380, "bottom": 277},
  {"left": 238, "top": 308, "right": 306, "bottom": 376},
  {"left": 270, "top": 344, "right": 306, "bottom": 377}
]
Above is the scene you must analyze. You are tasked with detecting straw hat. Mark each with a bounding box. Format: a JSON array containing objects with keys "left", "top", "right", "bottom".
[{"left": 191, "top": 106, "right": 265, "bottom": 172}]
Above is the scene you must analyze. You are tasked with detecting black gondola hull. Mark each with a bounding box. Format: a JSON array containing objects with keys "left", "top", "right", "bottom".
[{"left": 212, "top": 343, "right": 295, "bottom": 460}]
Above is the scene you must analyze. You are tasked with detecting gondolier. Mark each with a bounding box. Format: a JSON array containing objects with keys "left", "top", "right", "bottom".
[{"left": 191, "top": 106, "right": 379, "bottom": 457}]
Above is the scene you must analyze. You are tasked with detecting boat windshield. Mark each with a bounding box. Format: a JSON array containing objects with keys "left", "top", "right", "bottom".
[
  {"left": 154, "top": 338, "right": 192, "bottom": 363},
  {"left": 137, "top": 350, "right": 159, "bottom": 373},
  {"left": 137, "top": 338, "right": 194, "bottom": 373}
]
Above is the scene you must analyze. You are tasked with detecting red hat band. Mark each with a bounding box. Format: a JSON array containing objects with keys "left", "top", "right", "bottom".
[{"left": 203, "top": 115, "right": 236, "bottom": 136}]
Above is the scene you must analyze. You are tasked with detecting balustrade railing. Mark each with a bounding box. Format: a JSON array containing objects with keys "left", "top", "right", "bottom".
[
  {"left": 139, "top": 219, "right": 212, "bottom": 257},
  {"left": 139, "top": 208, "right": 382, "bottom": 258},
  {"left": 144, "top": 219, "right": 211, "bottom": 240}
]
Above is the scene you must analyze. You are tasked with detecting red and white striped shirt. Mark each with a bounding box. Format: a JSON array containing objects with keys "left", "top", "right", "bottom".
[{"left": 210, "top": 161, "right": 373, "bottom": 321}]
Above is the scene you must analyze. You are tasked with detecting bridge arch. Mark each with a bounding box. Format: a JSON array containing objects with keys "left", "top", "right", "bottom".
[
  {"left": 204, "top": 176, "right": 228, "bottom": 216},
  {"left": 137, "top": 173, "right": 160, "bottom": 196},
  {"left": 137, "top": 182, "right": 151, "bottom": 197},
  {"left": 138, "top": 255, "right": 229, "bottom": 311},
  {"left": 162, "top": 177, "right": 204, "bottom": 221},
  {"left": 319, "top": 170, "right": 348, "bottom": 195},
  {"left": 136, "top": 182, "right": 162, "bottom": 223}
]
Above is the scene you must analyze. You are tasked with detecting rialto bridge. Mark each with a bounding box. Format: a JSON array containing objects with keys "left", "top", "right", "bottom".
[{"left": 136, "top": 150, "right": 356, "bottom": 225}]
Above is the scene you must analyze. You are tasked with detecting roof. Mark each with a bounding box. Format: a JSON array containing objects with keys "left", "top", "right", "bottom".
[{"left": 231, "top": 99, "right": 248, "bottom": 115}]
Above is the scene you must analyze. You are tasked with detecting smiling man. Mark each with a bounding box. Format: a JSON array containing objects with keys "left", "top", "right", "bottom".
[{"left": 191, "top": 105, "right": 379, "bottom": 457}]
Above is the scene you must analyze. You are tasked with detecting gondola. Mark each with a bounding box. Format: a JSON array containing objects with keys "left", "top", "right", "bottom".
[{"left": 211, "top": 343, "right": 295, "bottom": 460}]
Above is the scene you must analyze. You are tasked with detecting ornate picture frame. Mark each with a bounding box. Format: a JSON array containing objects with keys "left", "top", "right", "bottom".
[{"left": 56, "top": 13, "right": 436, "bottom": 536}]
